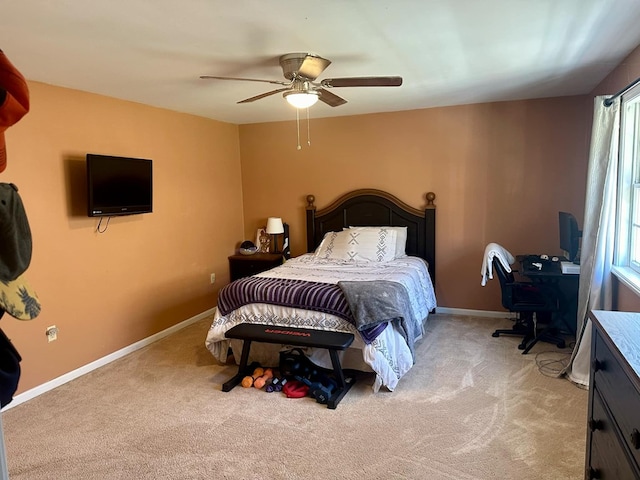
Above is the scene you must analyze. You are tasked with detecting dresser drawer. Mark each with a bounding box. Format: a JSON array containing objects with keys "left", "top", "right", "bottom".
[
  {"left": 233, "top": 261, "right": 265, "bottom": 277},
  {"left": 594, "top": 330, "right": 640, "bottom": 467},
  {"left": 585, "top": 390, "right": 638, "bottom": 480},
  {"left": 589, "top": 388, "right": 639, "bottom": 479},
  {"left": 228, "top": 253, "right": 283, "bottom": 281}
]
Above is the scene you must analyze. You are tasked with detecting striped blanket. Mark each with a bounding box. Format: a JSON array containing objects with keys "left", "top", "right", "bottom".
[
  {"left": 218, "top": 277, "right": 353, "bottom": 321},
  {"left": 217, "top": 276, "right": 387, "bottom": 343}
]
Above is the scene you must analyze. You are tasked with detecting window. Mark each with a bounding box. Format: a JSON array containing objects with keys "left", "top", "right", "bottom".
[{"left": 614, "top": 84, "right": 640, "bottom": 294}]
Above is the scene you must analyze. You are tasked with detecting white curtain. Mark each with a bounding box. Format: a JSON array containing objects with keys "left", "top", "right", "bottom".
[{"left": 564, "top": 96, "right": 620, "bottom": 387}]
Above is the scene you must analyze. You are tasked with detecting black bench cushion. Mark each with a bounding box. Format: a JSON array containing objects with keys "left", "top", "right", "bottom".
[{"left": 225, "top": 323, "right": 354, "bottom": 350}]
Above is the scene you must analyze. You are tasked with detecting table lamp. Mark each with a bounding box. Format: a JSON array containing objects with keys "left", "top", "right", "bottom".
[{"left": 265, "top": 217, "right": 284, "bottom": 254}]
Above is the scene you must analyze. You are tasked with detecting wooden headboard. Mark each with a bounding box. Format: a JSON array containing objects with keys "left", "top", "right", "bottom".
[{"left": 305, "top": 189, "right": 436, "bottom": 283}]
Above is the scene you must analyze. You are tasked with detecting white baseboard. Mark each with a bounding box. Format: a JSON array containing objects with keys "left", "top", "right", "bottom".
[
  {"left": 435, "top": 306, "right": 512, "bottom": 319},
  {"left": 3, "top": 307, "right": 217, "bottom": 411}
]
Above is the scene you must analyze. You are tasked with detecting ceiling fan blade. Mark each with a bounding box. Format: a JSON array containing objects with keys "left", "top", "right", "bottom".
[
  {"left": 297, "top": 55, "right": 332, "bottom": 81},
  {"left": 321, "top": 76, "right": 403, "bottom": 88},
  {"left": 237, "top": 87, "right": 291, "bottom": 104},
  {"left": 317, "top": 88, "right": 347, "bottom": 107},
  {"left": 200, "top": 75, "right": 289, "bottom": 86}
]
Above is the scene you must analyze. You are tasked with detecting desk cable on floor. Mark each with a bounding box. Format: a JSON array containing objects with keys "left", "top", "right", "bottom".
[{"left": 535, "top": 342, "right": 575, "bottom": 378}]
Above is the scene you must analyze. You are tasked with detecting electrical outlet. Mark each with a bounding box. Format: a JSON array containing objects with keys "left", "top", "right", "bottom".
[
  {"left": 46, "top": 326, "right": 58, "bottom": 342},
  {"left": 210, "top": 273, "right": 216, "bottom": 284}
]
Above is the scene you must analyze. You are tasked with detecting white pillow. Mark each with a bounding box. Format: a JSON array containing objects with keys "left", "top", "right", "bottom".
[
  {"left": 347, "top": 226, "right": 407, "bottom": 259},
  {"left": 314, "top": 231, "right": 340, "bottom": 258},
  {"left": 315, "top": 229, "right": 397, "bottom": 262}
]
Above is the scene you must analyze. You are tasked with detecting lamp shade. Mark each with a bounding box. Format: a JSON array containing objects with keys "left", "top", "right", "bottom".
[
  {"left": 265, "top": 217, "right": 284, "bottom": 234},
  {"left": 283, "top": 91, "right": 319, "bottom": 109}
]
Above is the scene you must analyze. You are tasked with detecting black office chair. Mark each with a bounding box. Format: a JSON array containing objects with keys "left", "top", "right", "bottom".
[{"left": 491, "top": 258, "right": 566, "bottom": 353}]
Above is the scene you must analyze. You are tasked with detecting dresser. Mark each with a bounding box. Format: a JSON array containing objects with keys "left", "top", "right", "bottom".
[{"left": 586, "top": 310, "right": 640, "bottom": 479}]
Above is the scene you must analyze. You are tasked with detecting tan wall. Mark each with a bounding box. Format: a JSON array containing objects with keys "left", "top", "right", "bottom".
[
  {"left": 616, "top": 279, "right": 640, "bottom": 311},
  {"left": 239, "top": 96, "right": 589, "bottom": 311},
  {"left": 3, "top": 82, "right": 244, "bottom": 393}
]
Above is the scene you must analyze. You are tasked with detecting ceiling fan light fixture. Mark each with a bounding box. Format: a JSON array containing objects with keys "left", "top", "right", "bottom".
[{"left": 284, "top": 91, "right": 319, "bottom": 109}]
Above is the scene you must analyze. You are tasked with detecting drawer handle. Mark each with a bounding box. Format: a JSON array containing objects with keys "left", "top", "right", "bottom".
[
  {"left": 588, "top": 419, "right": 602, "bottom": 432},
  {"left": 631, "top": 429, "right": 640, "bottom": 449},
  {"left": 586, "top": 466, "right": 600, "bottom": 479},
  {"left": 592, "top": 359, "right": 602, "bottom": 372}
]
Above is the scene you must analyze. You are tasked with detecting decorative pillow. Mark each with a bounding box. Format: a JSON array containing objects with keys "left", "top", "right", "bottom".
[
  {"left": 314, "top": 231, "right": 340, "bottom": 258},
  {"left": 316, "top": 229, "right": 397, "bottom": 262},
  {"left": 347, "top": 226, "right": 407, "bottom": 258}
]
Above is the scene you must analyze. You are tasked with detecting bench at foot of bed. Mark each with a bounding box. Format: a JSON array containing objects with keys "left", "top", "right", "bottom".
[{"left": 222, "top": 323, "right": 355, "bottom": 409}]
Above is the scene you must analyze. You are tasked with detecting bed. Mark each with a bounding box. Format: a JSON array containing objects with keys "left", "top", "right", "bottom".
[{"left": 205, "top": 189, "right": 437, "bottom": 392}]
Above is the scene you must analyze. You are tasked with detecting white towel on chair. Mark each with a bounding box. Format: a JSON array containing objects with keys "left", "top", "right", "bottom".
[{"left": 481, "top": 243, "right": 515, "bottom": 286}]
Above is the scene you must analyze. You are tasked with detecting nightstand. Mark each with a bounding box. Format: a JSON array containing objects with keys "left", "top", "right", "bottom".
[{"left": 228, "top": 253, "right": 283, "bottom": 281}]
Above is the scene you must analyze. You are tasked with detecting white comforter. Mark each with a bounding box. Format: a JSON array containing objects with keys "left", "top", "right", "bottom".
[{"left": 205, "top": 254, "right": 436, "bottom": 391}]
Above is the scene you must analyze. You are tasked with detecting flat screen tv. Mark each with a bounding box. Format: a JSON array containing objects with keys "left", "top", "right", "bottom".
[
  {"left": 558, "top": 211, "right": 581, "bottom": 263},
  {"left": 86, "top": 154, "right": 153, "bottom": 217}
]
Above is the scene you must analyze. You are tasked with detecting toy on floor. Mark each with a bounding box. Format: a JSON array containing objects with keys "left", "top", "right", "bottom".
[
  {"left": 295, "top": 373, "right": 338, "bottom": 404},
  {"left": 241, "top": 367, "right": 265, "bottom": 388},
  {"left": 241, "top": 367, "right": 275, "bottom": 389},
  {"left": 282, "top": 380, "right": 309, "bottom": 398},
  {"left": 253, "top": 368, "right": 273, "bottom": 389},
  {"left": 265, "top": 376, "right": 287, "bottom": 393}
]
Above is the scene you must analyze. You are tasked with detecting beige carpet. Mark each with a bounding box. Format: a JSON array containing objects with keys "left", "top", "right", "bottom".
[{"left": 2, "top": 313, "right": 587, "bottom": 479}]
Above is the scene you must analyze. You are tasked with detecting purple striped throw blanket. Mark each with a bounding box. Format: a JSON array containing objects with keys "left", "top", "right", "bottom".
[
  {"left": 217, "top": 277, "right": 387, "bottom": 343},
  {"left": 218, "top": 277, "right": 352, "bottom": 320}
]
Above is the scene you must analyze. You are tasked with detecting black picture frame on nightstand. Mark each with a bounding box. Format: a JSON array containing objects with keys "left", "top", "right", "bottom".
[{"left": 228, "top": 253, "right": 283, "bottom": 281}]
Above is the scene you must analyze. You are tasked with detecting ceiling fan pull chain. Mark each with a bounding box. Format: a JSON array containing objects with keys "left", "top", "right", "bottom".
[
  {"left": 296, "top": 108, "right": 301, "bottom": 150},
  {"left": 306, "top": 107, "right": 311, "bottom": 147}
]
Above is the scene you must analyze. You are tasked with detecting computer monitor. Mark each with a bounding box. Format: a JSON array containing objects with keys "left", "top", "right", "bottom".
[{"left": 559, "top": 211, "right": 582, "bottom": 263}]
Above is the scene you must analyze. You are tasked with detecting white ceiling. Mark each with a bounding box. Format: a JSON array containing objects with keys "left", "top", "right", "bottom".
[{"left": 2, "top": 0, "right": 640, "bottom": 125}]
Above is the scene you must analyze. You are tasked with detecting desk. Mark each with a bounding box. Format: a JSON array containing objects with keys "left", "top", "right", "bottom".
[{"left": 516, "top": 255, "right": 579, "bottom": 336}]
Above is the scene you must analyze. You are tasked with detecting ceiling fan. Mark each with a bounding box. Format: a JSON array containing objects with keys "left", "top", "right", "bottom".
[{"left": 200, "top": 53, "right": 402, "bottom": 108}]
